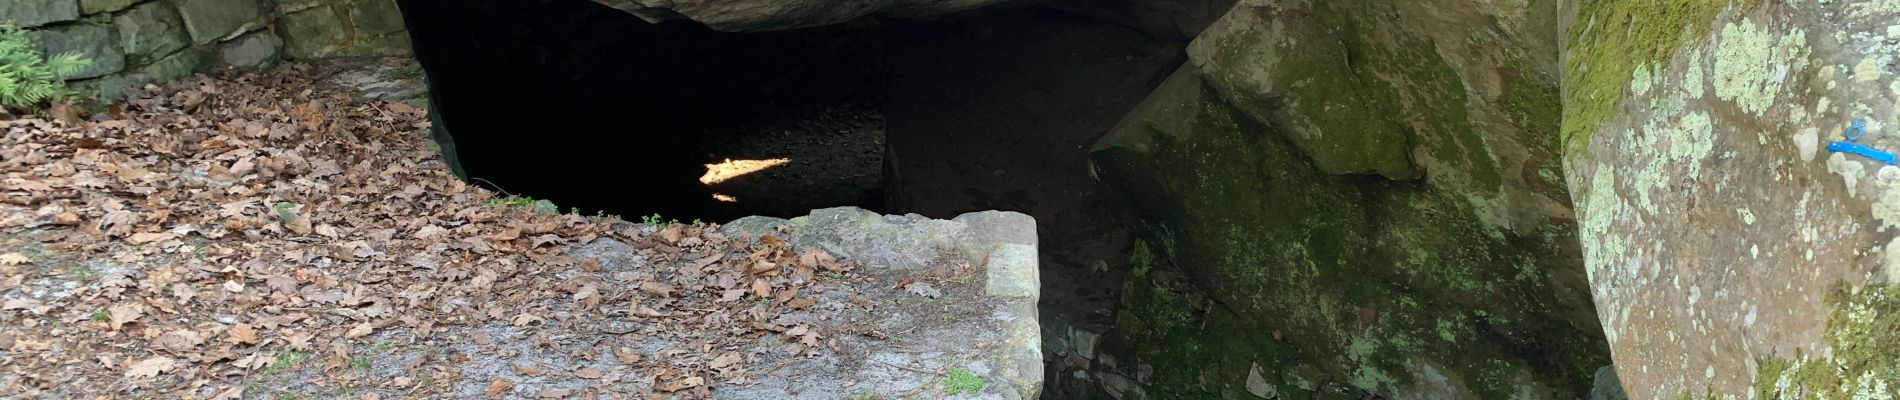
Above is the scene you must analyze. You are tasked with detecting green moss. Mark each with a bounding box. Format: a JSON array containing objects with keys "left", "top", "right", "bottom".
[
  {"left": 1093, "top": 70, "right": 1608, "bottom": 398},
  {"left": 1562, "top": 0, "right": 1752, "bottom": 154},
  {"left": 1748, "top": 284, "right": 1900, "bottom": 399}
]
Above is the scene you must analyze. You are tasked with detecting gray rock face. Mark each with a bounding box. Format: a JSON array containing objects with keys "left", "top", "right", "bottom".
[
  {"left": 80, "top": 0, "right": 138, "bottom": 14},
  {"left": 30, "top": 24, "right": 124, "bottom": 80},
  {"left": 0, "top": 0, "right": 79, "bottom": 28},
  {"left": 114, "top": 1, "right": 191, "bottom": 66},
  {"left": 218, "top": 30, "right": 281, "bottom": 70},
  {"left": 588, "top": 0, "right": 1018, "bottom": 31},
  {"left": 720, "top": 207, "right": 1044, "bottom": 399},
  {"left": 175, "top": 0, "right": 260, "bottom": 44},
  {"left": 348, "top": 0, "right": 405, "bottom": 35},
  {"left": 278, "top": 5, "right": 347, "bottom": 58}
]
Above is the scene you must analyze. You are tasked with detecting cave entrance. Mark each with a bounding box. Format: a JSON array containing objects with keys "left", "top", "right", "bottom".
[{"left": 398, "top": 0, "right": 1184, "bottom": 392}]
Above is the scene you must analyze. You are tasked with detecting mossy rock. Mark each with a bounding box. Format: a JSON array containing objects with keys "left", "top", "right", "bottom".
[{"left": 1090, "top": 69, "right": 1608, "bottom": 400}]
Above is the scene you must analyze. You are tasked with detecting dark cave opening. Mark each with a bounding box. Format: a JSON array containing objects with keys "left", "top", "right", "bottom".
[{"left": 397, "top": 0, "right": 1186, "bottom": 395}]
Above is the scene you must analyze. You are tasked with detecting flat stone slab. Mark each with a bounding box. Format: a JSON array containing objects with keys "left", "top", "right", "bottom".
[{"left": 716, "top": 207, "right": 1044, "bottom": 399}]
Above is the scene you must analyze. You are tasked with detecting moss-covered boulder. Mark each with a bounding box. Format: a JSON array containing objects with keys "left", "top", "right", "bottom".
[
  {"left": 1564, "top": 1, "right": 1900, "bottom": 398},
  {"left": 1082, "top": 0, "right": 1608, "bottom": 396}
]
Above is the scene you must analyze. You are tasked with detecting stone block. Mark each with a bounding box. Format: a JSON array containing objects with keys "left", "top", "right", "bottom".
[
  {"left": 277, "top": 5, "right": 346, "bottom": 58},
  {"left": 29, "top": 24, "right": 124, "bottom": 80},
  {"left": 80, "top": 0, "right": 139, "bottom": 14},
  {"left": 113, "top": 1, "right": 189, "bottom": 66},
  {"left": 175, "top": 0, "right": 259, "bottom": 44},
  {"left": 218, "top": 30, "right": 280, "bottom": 70},
  {"left": 136, "top": 46, "right": 211, "bottom": 81},
  {"left": 0, "top": 0, "right": 79, "bottom": 27},
  {"left": 348, "top": 0, "right": 404, "bottom": 35},
  {"left": 331, "top": 32, "right": 409, "bottom": 57}
]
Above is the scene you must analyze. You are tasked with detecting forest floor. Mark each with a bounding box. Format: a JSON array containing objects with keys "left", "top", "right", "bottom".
[{"left": 0, "top": 65, "right": 945, "bottom": 399}]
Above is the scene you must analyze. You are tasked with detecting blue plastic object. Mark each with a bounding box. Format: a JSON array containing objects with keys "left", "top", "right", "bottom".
[
  {"left": 1827, "top": 141, "right": 1898, "bottom": 164},
  {"left": 1826, "top": 117, "right": 1897, "bottom": 164}
]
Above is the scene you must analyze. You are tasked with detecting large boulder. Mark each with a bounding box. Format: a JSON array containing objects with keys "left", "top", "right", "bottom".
[
  {"left": 1564, "top": 0, "right": 1900, "bottom": 398},
  {"left": 1082, "top": 0, "right": 1608, "bottom": 398},
  {"left": 586, "top": 0, "right": 1018, "bottom": 31}
]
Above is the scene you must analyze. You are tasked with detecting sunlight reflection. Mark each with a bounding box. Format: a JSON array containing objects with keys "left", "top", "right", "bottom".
[{"left": 700, "top": 158, "right": 791, "bottom": 185}]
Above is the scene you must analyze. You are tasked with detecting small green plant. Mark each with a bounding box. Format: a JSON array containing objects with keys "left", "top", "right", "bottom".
[
  {"left": 691, "top": 219, "right": 705, "bottom": 228},
  {"left": 487, "top": 196, "right": 536, "bottom": 208},
  {"left": 643, "top": 213, "right": 680, "bottom": 226},
  {"left": 0, "top": 25, "right": 91, "bottom": 111},
  {"left": 265, "top": 350, "right": 312, "bottom": 373},
  {"left": 89, "top": 309, "right": 108, "bottom": 322},
  {"left": 273, "top": 202, "right": 296, "bottom": 223},
  {"left": 349, "top": 356, "right": 373, "bottom": 369},
  {"left": 944, "top": 367, "right": 984, "bottom": 395}
]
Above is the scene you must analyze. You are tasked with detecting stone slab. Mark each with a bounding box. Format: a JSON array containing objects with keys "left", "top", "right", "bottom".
[
  {"left": 29, "top": 23, "right": 124, "bottom": 80},
  {"left": 349, "top": 0, "right": 405, "bottom": 35},
  {"left": 719, "top": 207, "right": 1043, "bottom": 399},
  {"left": 218, "top": 30, "right": 280, "bottom": 70},
  {"left": 0, "top": 0, "right": 79, "bottom": 27},
  {"left": 175, "top": 0, "right": 259, "bottom": 44},
  {"left": 80, "top": 0, "right": 138, "bottom": 14},
  {"left": 278, "top": 5, "right": 347, "bottom": 58},
  {"left": 113, "top": 1, "right": 190, "bottom": 66}
]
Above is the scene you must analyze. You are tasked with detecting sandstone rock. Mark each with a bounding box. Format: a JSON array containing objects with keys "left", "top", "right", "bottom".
[
  {"left": 29, "top": 24, "right": 124, "bottom": 80},
  {"left": 176, "top": 0, "right": 260, "bottom": 44},
  {"left": 278, "top": 5, "right": 348, "bottom": 58},
  {"left": 587, "top": 0, "right": 1017, "bottom": 32},
  {"left": 114, "top": 1, "right": 190, "bottom": 66},
  {"left": 218, "top": 30, "right": 281, "bottom": 70},
  {"left": 1564, "top": 1, "right": 1900, "bottom": 398},
  {"left": 0, "top": 0, "right": 79, "bottom": 28}
]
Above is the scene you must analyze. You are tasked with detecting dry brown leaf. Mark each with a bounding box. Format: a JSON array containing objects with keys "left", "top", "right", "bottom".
[
  {"left": 614, "top": 347, "right": 643, "bottom": 364},
  {"left": 639, "top": 281, "right": 677, "bottom": 298},
  {"left": 345, "top": 322, "right": 374, "bottom": 339},
  {"left": 0, "top": 253, "right": 30, "bottom": 265},
  {"left": 656, "top": 376, "right": 704, "bottom": 393},
  {"left": 485, "top": 379, "right": 513, "bottom": 398},
  {"left": 124, "top": 356, "right": 178, "bottom": 378},
  {"left": 227, "top": 323, "right": 259, "bottom": 345},
  {"left": 108, "top": 302, "right": 144, "bottom": 329},
  {"left": 709, "top": 352, "right": 742, "bottom": 370},
  {"left": 751, "top": 278, "right": 771, "bottom": 298},
  {"left": 511, "top": 363, "right": 548, "bottom": 377},
  {"left": 575, "top": 367, "right": 603, "bottom": 379}
]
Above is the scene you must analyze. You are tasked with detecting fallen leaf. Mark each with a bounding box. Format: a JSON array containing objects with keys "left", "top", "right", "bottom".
[
  {"left": 108, "top": 302, "right": 145, "bottom": 329},
  {"left": 485, "top": 379, "right": 514, "bottom": 398},
  {"left": 709, "top": 352, "right": 742, "bottom": 370},
  {"left": 574, "top": 367, "right": 603, "bottom": 379},
  {"left": 0, "top": 253, "right": 30, "bottom": 265},
  {"left": 125, "top": 356, "right": 178, "bottom": 378},
  {"left": 656, "top": 376, "right": 703, "bottom": 392},
  {"left": 511, "top": 363, "right": 548, "bottom": 377},
  {"left": 345, "top": 322, "right": 374, "bottom": 338},
  {"left": 640, "top": 281, "right": 677, "bottom": 298}
]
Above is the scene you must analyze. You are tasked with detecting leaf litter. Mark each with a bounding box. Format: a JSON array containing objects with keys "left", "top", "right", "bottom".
[{"left": 0, "top": 63, "right": 1006, "bottom": 399}]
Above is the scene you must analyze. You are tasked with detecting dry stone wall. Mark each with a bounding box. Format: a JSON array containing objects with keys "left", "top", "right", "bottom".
[{"left": 2, "top": 0, "right": 409, "bottom": 103}]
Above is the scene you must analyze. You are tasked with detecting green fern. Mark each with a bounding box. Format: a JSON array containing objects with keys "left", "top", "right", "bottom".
[{"left": 0, "top": 25, "right": 92, "bottom": 110}]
